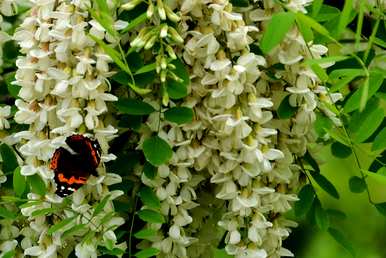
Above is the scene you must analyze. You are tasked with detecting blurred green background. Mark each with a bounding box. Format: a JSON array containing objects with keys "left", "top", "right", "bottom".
[{"left": 285, "top": 144, "right": 386, "bottom": 258}]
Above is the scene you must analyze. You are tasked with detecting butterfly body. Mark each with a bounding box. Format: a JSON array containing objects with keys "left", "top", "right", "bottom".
[{"left": 50, "top": 135, "right": 101, "bottom": 197}]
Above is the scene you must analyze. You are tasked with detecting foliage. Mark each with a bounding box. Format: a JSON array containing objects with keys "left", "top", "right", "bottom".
[{"left": 0, "top": 0, "right": 385, "bottom": 257}]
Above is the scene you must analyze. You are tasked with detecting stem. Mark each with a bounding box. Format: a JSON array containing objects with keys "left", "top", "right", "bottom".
[
  {"left": 294, "top": 19, "right": 374, "bottom": 204},
  {"left": 363, "top": 14, "right": 381, "bottom": 64},
  {"left": 128, "top": 195, "right": 138, "bottom": 258},
  {"left": 341, "top": 127, "right": 374, "bottom": 203}
]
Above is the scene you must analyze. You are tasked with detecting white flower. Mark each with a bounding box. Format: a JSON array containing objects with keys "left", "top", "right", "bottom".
[
  {"left": 216, "top": 180, "right": 238, "bottom": 200},
  {"left": 75, "top": 242, "right": 97, "bottom": 258},
  {"left": 236, "top": 247, "right": 267, "bottom": 258},
  {"left": 0, "top": 240, "right": 18, "bottom": 255},
  {"left": 209, "top": 3, "right": 242, "bottom": 31},
  {"left": 0, "top": 105, "right": 11, "bottom": 129},
  {"left": 286, "top": 0, "right": 313, "bottom": 13}
]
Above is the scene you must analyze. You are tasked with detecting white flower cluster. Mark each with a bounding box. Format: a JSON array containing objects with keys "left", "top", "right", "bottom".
[
  {"left": 134, "top": 0, "right": 341, "bottom": 257},
  {"left": 179, "top": 2, "right": 296, "bottom": 257},
  {"left": 11, "top": 0, "right": 125, "bottom": 256}
]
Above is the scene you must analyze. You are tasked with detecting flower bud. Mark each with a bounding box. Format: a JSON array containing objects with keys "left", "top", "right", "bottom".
[
  {"left": 160, "top": 57, "right": 167, "bottom": 70},
  {"left": 121, "top": 0, "right": 142, "bottom": 10},
  {"left": 160, "top": 24, "right": 168, "bottom": 38},
  {"left": 167, "top": 63, "right": 176, "bottom": 70},
  {"left": 146, "top": 1, "right": 154, "bottom": 18},
  {"left": 162, "top": 89, "right": 169, "bottom": 106},
  {"left": 144, "top": 35, "right": 157, "bottom": 50},
  {"left": 157, "top": 0, "right": 166, "bottom": 20},
  {"left": 160, "top": 70, "right": 167, "bottom": 82},
  {"left": 168, "top": 27, "right": 183, "bottom": 44},
  {"left": 165, "top": 45, "right": 176, "bottom": 59},
  {"left": 164, "top": 4, "right": 180, "bottom": 22},
  {"left": 168, "top": 71, "right": 183, "bottom": 83}
]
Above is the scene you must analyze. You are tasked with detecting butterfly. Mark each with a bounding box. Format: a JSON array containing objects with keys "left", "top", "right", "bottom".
[{"left": 50, "top": 134, "right": 101, "bottom": 197}]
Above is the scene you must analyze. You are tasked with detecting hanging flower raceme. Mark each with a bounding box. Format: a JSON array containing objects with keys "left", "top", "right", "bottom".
[
  {"left": 12, "top": 0, "right": 126, "bottom": 256},
  {"left": 119, "top": 1, "right": 204, "bottom": 256},
  {"left": 175, "top": 0, "right": 339, "bottom": 257}
]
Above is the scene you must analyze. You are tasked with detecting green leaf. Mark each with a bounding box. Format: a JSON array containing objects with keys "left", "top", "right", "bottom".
[
  {"left": 101, "top": 247, "right": 125, "bottom": 256},
  {"left": 311, "top": 0, "right": 324, "bottom": 18},
  {"left": 134, "top": 228, "right": 158, "bottom": 240},
  {"left": 344, "top": 70, "right": 384, "bottom": 113},
  {"left": 112, "top": 71, "right": 131, "bottom": 84},
  {"left": 91, "top": 35, "right": 151, "bottom": 95},
  {"left": 260, "top": 12, "right": 296, "bottom": 54},
  {"left": 143, "top": 162, "right": 156, "bottom": 179},
  {"left": 142, "top": 136, "right": 172, "bottom": 166},
  {"left": 359, "top": 76, "right": 369, "bottom": 112},
  {"left": 355, "top": 1, "right": 365, "bottom": 48},
  {"left": 128, "top": 82, "right": 152, "bottom": 95},
  {"left": 19, "top": 200, "right": 43, "bottom": 209},
  {"left": 328, "top": 227, "right": 355, "bottom": 257},
  {"left": 0, "top": 206, "right": 17, "bottom": 219},
  {"left": 89, "top": 8, "right": 116, "bottom": 37},
  {"left": 296, "top": 15, "right": 314, "bottom": 42},
  {"left": 277, "top": 95, "right": 297, "bottom": 119},
  {"left": 100, "top": 211, "right": 116, "bottom": 225},
  {"left": 363, "top": 170, "right": 386, "bottom": 185},
  {"left": 311, "top": 172, "right": 340, "bottom": 199},
  {"left": 0, "top": 144, "right": 18, "bottom": 173},
  {"left": 314, "top": 5, "right": 340, "bottom": 22},
  {"left": 166, "top": 58, "right": 190, "bottom": 99},
  {"left": 372, "top": 127, "right": 386, "bottom": 151},
  {"left": 374, "top": 202, "right": 386, "bottom": 216},
  {"left": 326, "top": 209, "right": 347, "bottom": 220},
  {"left": 296, "top": 12, "right": 330, "bottom": 37},
  {"left": 89, "top": 35, "right": 128, "bottom": 72},
  {"left": 2, "top": 250, "right": 16, "bottom": 258},
  {"left": 4, "top": 72, "right": 20, "bottom": 98},
  {"left": 330, "top": 68, "right": 365, "bottom": 79},
  {"left": 139, "top": 187, "right": 161, "bottom": 209},
  {"left": 62, "top": 224, "right": 87, "bottom": 239},
  {"left": 230, "top": 0, "right": 249, "bottom": 7},
  {"left": 13, "top": 167, "right": 26, "bottom": 197},
  {"left": 310, "top": 63, "right": 328, "bottom": 82},
  {"left": 47, "top": 216, "right": 77, "bottom": 235},
  {"left": 294, "top": 184, "right": 315, "bottom": 217},
  {"left": 115, "top": 98, "right": 155, "bottom": 115},
  {"left": 135, "top": 63, "right": 157, "bottom": 75},
  {"left": 326, "top": 127, "right": 351, "bottom": 146},
  {"left": 122, "top": 12, "right": 148, "bottom": 33},
  {"left": 134, "top": 248, "right": 160, "bottom": 258},
  {"left": 137, "top": 209, "right": 165, "bottom": 224},
  {"left": 306, "top": 56, "right": 349, "bottom": 65},
  {"left": 329, "top": 68, "right": 366, "bottom": 92},
  {"left": 314, "top": 112, "right": 333, "bottom": 136},
  {"left": 31, "top": 208, "right": 56, "bottom": 217},
  {"left": 348, "top": 176, "right": 366, "bottom": 193},
  {"left": 135, "top": 72, "right": 156, "bottom": 88},
  {"left": 330, "top": 142, "right": 352, "bottom": 159},
  {"left": 349, "top": 98, "right": 384, "bottom": 143},
  {"left": 335, "top": 0, "right": 353, "bottom": 38},
  {"left": 164, "top": 107, "right": 194, "bottom": 124},
  {"left": 112, "top": 70, "right": 154, "bottom": 93},
  {"left": 93, "top": 194, "right": 111, "bottom": 217},
  {"left": 304, "top": 151, "right": 320, "bottom": 173},
  {"left": 28, "top": 174, "right": 46, "bottom": 196},
  {"left": 314, "top": 200, "right": 329, "bottom": 230},
  {"left": 214, "top": 249, "right": 233, "bottom": 258}
]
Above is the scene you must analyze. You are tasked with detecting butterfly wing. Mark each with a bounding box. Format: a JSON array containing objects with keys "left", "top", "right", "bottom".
[
  {"left": 66, "top": 134, "right": 101, "bottom": 170},
  {"left": 51, "top": 147, "right": 93, "bottom": 197}
]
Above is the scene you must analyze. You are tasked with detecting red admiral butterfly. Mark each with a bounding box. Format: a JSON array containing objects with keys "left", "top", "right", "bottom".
[{"left": 50, "top": 134, "right": 101, "bottom": 197}]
